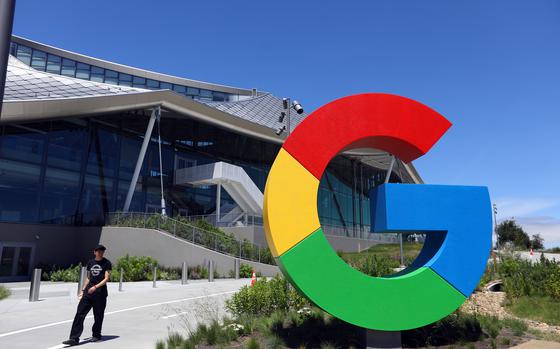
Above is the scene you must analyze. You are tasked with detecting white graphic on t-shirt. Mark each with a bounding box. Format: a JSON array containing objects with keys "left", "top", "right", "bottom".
[{"left": 91, "top": 264, "right": 102, "bottom": 277}]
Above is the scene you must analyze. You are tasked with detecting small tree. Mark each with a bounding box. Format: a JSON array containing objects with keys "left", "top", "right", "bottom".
[
  {"left": 496, "top": 219, "right": 530, "bottom": 250},
  {"left": 530, "top": 233, "right": 544, "bottom": 250}
]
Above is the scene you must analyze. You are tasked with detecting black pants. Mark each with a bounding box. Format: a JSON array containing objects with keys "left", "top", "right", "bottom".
[{"left": 69, "top": 293, "right": 107, "bottom": 340}]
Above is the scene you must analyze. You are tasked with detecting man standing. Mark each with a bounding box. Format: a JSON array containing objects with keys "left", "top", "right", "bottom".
[{"left": 63, "top": 244, "right": 112, "bottom": 346}]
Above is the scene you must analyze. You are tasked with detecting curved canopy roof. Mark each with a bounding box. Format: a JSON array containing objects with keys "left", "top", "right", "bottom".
[{"left": 1, "top": 41, "right": 421, "bottom": 184}]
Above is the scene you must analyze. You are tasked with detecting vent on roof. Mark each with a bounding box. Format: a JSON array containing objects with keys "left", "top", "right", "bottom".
[{"left": 251, "top": 88, "right": 257, "bottom": 97}]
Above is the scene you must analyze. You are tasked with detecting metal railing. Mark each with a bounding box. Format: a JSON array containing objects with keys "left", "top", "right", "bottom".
[
  {"left": 105, "top": 212, "right": 274, "bottom": 265},
  {"left": 180, "top": 213, "right": 264, "bottom": 228}
]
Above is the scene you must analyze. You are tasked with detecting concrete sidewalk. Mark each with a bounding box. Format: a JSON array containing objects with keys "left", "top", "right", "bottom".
[{"left": 0, "top": 278, "right": 251, "bottom": 349}]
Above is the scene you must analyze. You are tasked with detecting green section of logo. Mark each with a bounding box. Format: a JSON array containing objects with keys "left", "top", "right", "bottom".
[{"left": 277, "top": 229, "right": 466, "bottom": 331}]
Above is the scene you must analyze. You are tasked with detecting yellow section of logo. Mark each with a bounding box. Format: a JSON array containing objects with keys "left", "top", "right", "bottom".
[{"left": 263, "top": 148, "right": 321, "bottom": 257}]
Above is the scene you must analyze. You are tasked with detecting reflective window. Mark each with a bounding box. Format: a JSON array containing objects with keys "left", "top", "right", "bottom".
[
  {"left": 40, "top": 167, "right": 80, "bottom": 222},
  {"left": 76, "top": 62, "right": 91, "bottom": 80},
  {"left": 186, "top": 87, "right": 199, "bottom": 96},
  {"left": 213, "top": 92, "right": 226, "bottom": 102},
  {"left": 0, "top": 127, "right": 45, "bottom": 164},
  {"left": 146, "top": 79, "right": 159, "bottom": 90},
  {"left": 61, "top": 58, "right": 76, "bottom": 77},
  {"left": 173, "top": 84, "right": 186, "bottom": 95},
  {"left": 0, "top": 159, "right": 40, "bottom": 222},
  {"left": 16, "top": 45, "right": 31, "bottom": 65},
  {"left": 160, "top": 82, "right": 172, "bottom": 90},
  {"left": 31, "top": 50, "right": 47, "bottom": 71},
  {"left": 46, "top": 54, "right": 61, "bottom": 74},
  {"left": 118, "top": 73, "right": 132, "bottom": 86},
  {"left": 9, "top": 42, "right": 17, "bottom": 56},
  {"left": 91, "top": 66, "right": 104, "bottom": 82},
  {"left": 132, "top": 76, "right": 146, "bottom": 88},
  {"left": 104, "top": 70, "right": 118, "bottom": 85},
  {"left": 47, "top": 128, "right": 86, "bottom": 171}
]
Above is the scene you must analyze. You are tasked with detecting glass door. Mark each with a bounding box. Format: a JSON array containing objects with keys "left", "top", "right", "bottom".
[{"left": 0, "top": 243, "right": 35, "bottom": 281}]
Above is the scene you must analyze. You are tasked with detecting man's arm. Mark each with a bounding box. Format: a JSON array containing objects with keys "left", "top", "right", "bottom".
[{"left": 80, "top": 272, "right": 90, "bottom": 297}]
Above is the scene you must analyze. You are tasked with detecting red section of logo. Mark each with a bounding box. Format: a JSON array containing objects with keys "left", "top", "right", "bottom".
[{"left": 282, "top": 93, "right": 452, "bottom": 180}]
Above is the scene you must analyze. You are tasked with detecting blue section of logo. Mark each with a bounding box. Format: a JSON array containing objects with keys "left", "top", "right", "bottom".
[{"left": 370, "top": 184, "right": 492, "bottom": 297}]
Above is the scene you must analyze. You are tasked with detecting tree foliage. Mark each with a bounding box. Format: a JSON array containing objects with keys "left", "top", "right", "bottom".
[{"left": 496, "top": 219, "right": 543, "bottom": 250}]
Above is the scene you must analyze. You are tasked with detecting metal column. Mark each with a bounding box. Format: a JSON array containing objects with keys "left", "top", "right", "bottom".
[
  {"left": 0, "top": 0, "right": 15, "bottom": 117},
  {"left": 366, "top": 329, "right": 402, "bottom": 349},
  {"left": 77, "top": 266, "right": 87, "bottom": 297},
  {"left": 216, "top": 183, "right": 221, "bottom": 224},
  {"left": 29, "top": 268, "right": 41, "bottom": 302},
  {"left": 181, "top": 261, "right": 188, "bottom": 285},
  {"left": 123, "top": 107, "right": 159, "bottom": 212}
]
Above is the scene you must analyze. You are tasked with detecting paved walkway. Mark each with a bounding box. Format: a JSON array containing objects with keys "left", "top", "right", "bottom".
[{"left": 0, "top": 278, "right": 251, "bottom": 349}]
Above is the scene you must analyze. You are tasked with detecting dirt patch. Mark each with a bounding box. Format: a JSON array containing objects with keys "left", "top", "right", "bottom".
[{"left": 461, "top": 291, "right": 560, "bottom": 336}]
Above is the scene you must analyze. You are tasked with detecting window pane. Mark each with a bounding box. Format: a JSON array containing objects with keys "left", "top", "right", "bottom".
[
  {"left": 118, "top": 73, "right": 132, "bottom": 86},
  {"left": 76, "top": 62, "right": 91, "bottom": 80},
  {"left": 16, "top": 247, "right": 32, "bottom": 276},
  {"left": 146, "top": 79, "right": 159, "bottom": 90},
  {"left": 173, "top": 84, "right": 186, "bottom": 94},
  {"left": 132, "top": 76, "right": 146, "bottom": 88},
  {"left": 212, "top": 92, "right": 226, "bottom": 102},
  {"left": 10, "top": 42, "right": 17, "bottom": 56},
  {"left": 47, "top": 128, "right": 86, "bottom": 171},
  {"left": 0, "top": 128, "right": 45, "bottom": 164},
  {"left": 40, "top": 167, "right": 80, "bottom": 223},
  {"left": 61, "top": 58, "right": 76, "bottom": 77},
  {"left": 46, "top": 54, "right": 61, "bottom": 74},
  {"left": 104, "top": 70, "right": 118, "bottom": 85},
  {"left": 0, "top": 159, "right": 40, "bottom": 222},
  {"left": 200, "top": 89, "right": 212, "bottom": 97},
  {"left": 0, "top": 247, "right": 15, "bottom": 276},
  {"left": 186, "top": 87, "right": 199, "bottom": 95},
  {"left": 91, "top": 66, "right": 104, "bottom": 82},
  {"left": 160, "top": 82, "right": 172, "bottom": 90},
  {"left": 16, "top": 45, "right": 32, "bottom": 65},
  {"left": 31, "top": 50, "right": 47, "bottom": 71}
]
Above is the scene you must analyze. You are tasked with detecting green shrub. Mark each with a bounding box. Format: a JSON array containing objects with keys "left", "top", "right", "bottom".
[
  {"left": 155, "top": 340, "right": 165, "bottom": 349},
  {"left": 346, "top": 254, "right": 398, "bottom": 277},
  {"left": 245, "top": 337, "right": 260, "bottom": 349},
  {"left": 112, "top": 255, "right": 158, "bottom": 282},
  {"left": 502, "top": 317, "right": 528, "bottom": 336},
  {"left": 48, "top": 264, "right": 82, "bottom": 282},
  {"left": 166, "top": 332, "right": 184, "bottom": 348},
  {"left": 226, "top": 276, "right": 307, "bottom": 317},
  {"left": 240, "top": 263, "right": 254, "bottom": 278},
  {"left": 0, "top": 285, "right": 11, "bottom": 300}
]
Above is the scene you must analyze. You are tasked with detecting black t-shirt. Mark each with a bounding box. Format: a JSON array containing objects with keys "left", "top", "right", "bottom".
[{"left": 86, "top": 258, "right": 112, "bottom": 297}]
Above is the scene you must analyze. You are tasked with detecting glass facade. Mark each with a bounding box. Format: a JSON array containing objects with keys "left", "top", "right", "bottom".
[
  {"left": 0, "top": 112, "right": 400, "bottom": 236},
  {"left": 9, "top": 41, "right": 248, "bottom": 102}
]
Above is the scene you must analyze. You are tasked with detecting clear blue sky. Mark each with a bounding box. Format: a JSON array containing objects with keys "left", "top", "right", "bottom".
[{"left": 12, "top": 1, "right": 560, "bottom": 247}]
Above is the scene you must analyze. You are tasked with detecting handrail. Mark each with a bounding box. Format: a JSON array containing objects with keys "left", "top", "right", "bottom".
[{"left": 105, "top": 212, "right": 274, "bottom": 265}]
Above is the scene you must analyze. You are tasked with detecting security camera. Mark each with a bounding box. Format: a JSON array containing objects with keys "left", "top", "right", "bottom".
[
  {"left": 276, "top": 125, "right": 286, "bottom": 135},
  {"left": 292, "top": 100, "right": 304, "bottom": 114},
  {"left": 278, "top": 112, "right": 286, "bottom": 123}
]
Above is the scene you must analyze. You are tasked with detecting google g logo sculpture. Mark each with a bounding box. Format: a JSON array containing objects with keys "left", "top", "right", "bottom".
[{"left": 263, "top": 93, "right": 492, "bottom": 331}]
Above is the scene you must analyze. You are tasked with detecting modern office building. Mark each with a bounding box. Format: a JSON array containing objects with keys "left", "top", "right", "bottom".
[{"left": 0, "top": 35, "right": 422, "bottom": 281}]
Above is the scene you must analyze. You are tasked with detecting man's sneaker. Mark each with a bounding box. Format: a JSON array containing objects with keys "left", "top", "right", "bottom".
[
  {"left": 91, "top": 336, "right": 102, "bottom": 342},
  {"left": 62, "top": 338, "right": 79, "bottom": 346}
]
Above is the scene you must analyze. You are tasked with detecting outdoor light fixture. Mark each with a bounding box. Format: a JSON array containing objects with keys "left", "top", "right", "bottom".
[
  {"left": 292, "top": 100, "right": 304, "bottom": 114},
  {"left": 278, "top": 97, "right": 305, "bottom": 136}
]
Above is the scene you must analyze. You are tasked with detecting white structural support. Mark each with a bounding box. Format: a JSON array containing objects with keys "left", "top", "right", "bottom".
[
  {"left": 123, "top": 107, "right": 159, "bottom": 213},
  {"left": 174, "top": 162, "right": 263, "bottom": 216}
]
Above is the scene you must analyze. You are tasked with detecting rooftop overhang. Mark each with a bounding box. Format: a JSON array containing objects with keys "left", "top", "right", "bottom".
[{"left": 0, "top": 90, "right": 423, "bottom": 184}]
